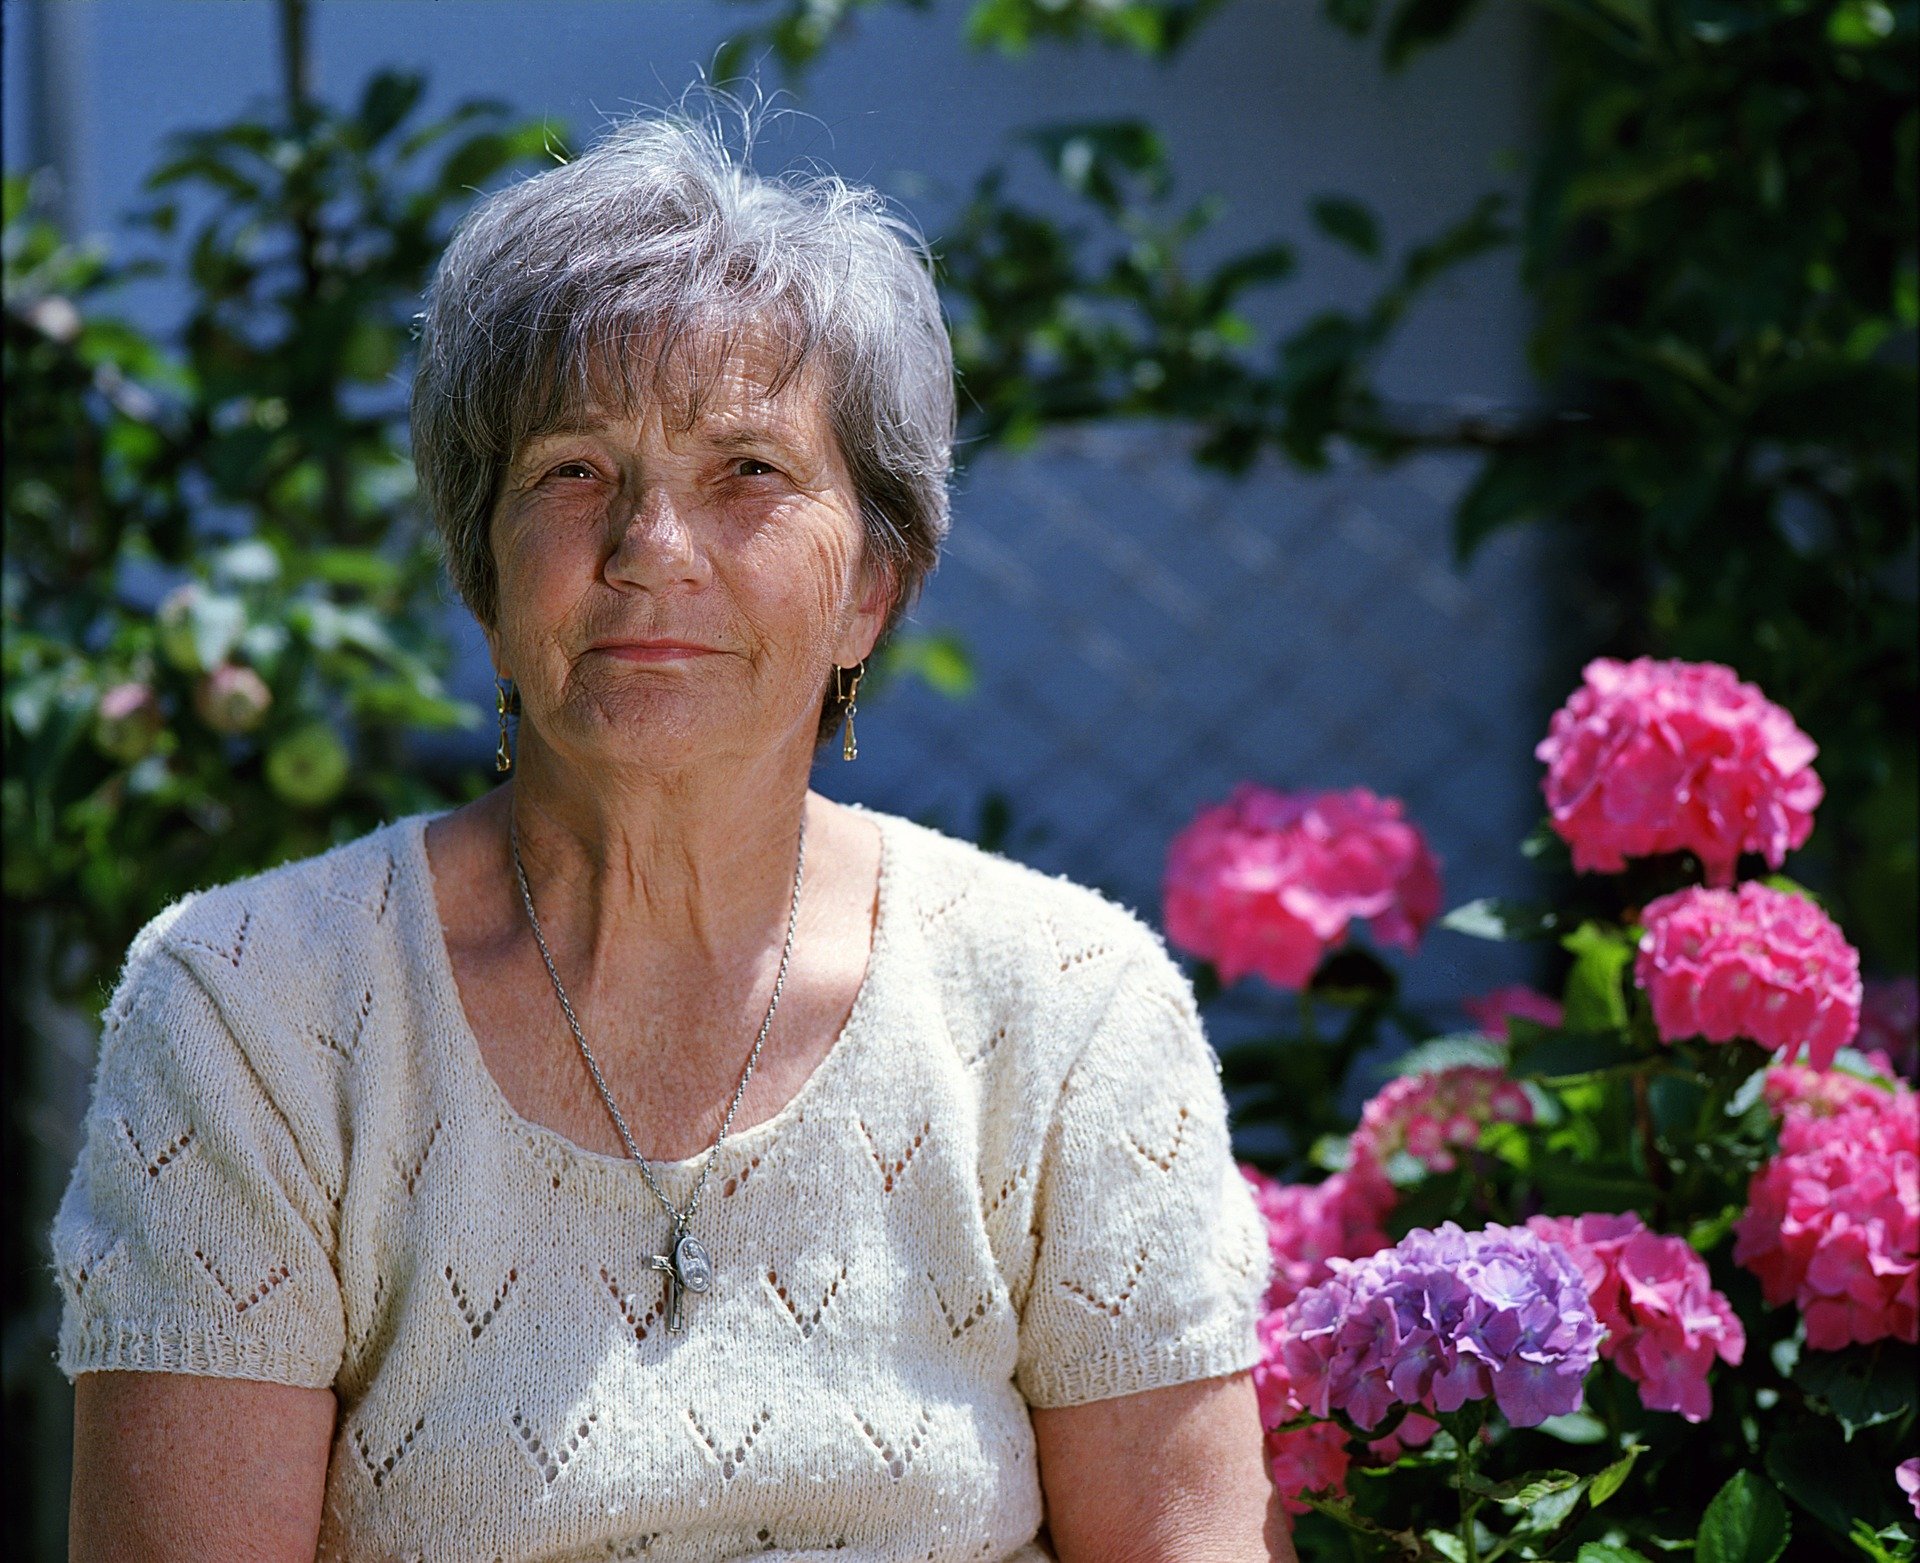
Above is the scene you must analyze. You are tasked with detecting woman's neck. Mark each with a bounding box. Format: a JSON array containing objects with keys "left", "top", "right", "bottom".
[{"left": 488, "top": 747, "right": 821, "bottom": 1005}]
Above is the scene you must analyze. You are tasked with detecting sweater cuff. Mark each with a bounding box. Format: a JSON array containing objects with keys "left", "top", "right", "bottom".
[
  {"left": 56, "top": 1312, "right": 339, "bottom": 1390},
  {"left": 1017, "top": 1301, "right": 1263, "bottom": 1410}
]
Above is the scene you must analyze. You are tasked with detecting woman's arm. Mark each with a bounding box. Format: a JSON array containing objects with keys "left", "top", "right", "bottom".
[
  {"left": 71, "top": 1372, "right": 336, "bottom": 1562},
  {"left": 1031, "top": 1370, "right": 1296, "bottom": 1563}
]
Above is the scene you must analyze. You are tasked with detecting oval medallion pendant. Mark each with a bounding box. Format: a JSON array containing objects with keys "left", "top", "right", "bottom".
[{"left": 674, "top": 1233, "right": 714, "bottom": 1294}]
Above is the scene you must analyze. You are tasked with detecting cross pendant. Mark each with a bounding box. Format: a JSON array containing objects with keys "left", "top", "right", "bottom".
[
  {"left": 647, "top": 1249, "right": 688, "bottom": 1332},
  {"left": 646, "top": 1226, "right": 715, "bottom": 1334}
]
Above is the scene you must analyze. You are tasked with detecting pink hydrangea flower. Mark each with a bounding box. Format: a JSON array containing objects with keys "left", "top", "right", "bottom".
[
  {"left": 1352, "top": 1067, "right": 1534, "bottom": 1176},
  {"left": 1278, "top": 1222, "right": 1605, "bottom": 1431},
  {"left": 1764, "top": 1059, "right": 1902, "bottom": 1122},
  {"left": 1733, "top": 1097, "right": 1919, "bottom": 1350},
  {"left": 1163, "top": 784, "right": 1443, "bottom": 989},
  {"left": 1364, "top": 1410, "right": 1440, "bottom": 1463},
  {"left": 1239, "top": 1160, "right": 1394, "bottom": 1312},
  {"left": 1252, "top": 1313, "right": 1352, "bottom": 1518},
  {"left": 1860, "top": 977, "right": 1919, "bottom": 1081},
  {"left": 1898, "top": 1457, "right": 1920, "bottom": 1520},
  {"left": 1634, "top": 882, "right": 1862, "bottom": 1070},
  {"left": 1462, "top": 985, "right": 1565, "bottom": 1038},
  {"left": 1527, "top": 1212, "right": 1745, "bottom": 1422},
  {"left": 1535, "top": 656, "right": 1822, "bottom": 887}
]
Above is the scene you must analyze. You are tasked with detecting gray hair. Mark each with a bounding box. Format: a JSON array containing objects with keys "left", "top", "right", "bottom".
[{"left": 408, "top": 91, "right": 955, "bottom": 747}]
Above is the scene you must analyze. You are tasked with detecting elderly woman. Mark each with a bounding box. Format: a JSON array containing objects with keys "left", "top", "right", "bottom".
[{"left": 53, "top": 104, "right": 1289, "bottom": 1562}]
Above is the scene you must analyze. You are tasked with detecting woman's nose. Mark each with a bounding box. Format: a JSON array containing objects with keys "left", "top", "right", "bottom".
[{"left": 606, "top": 485, "right": 706, "bottom": 586}]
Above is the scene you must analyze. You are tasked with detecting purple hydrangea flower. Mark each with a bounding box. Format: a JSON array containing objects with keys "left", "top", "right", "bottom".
[{"left": 1277, "top": 1221, "right": 1606, "bottom": 1430}]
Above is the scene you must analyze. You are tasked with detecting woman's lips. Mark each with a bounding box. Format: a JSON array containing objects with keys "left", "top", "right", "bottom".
[{"left": 591, "top": 643, "right": 718, "bottom": 661}]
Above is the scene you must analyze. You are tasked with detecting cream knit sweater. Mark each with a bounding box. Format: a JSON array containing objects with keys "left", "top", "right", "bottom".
[{"left": 49, "top": 801, "right": 1272, "bottom": 1562}]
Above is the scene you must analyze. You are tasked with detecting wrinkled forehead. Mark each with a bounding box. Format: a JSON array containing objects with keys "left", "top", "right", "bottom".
[{"left": 526, "top": 306, "right": 831, "bottom": 451}]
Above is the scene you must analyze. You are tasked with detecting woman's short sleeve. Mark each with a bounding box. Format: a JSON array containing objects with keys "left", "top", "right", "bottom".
[
  {"left": 1014, "top": 939, "right": 1272, "bottom": 1409},
  {"left": 47, "top": 915, "right": 346, "bottom": 1389}
]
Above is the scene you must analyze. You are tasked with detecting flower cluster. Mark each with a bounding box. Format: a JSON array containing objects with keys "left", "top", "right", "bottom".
[
  {"left": 1899, "top": 1458, "right": 1920, "bottom": 1521},
  {"left": 1763, "top": 1059, "right": 1902, "bottom": 1122},
  {"left": 1277, "top": 1222, "right": 1605, "bottom": 1431},
  {"left": 1733, "top": 1090, "right": 1918, "bottom": 1350},
  {"left": 1634, "top": 882, "right": 1861, "bottom": 1070},
  {"left": 1239, "top": 1161, "right": 1393, "bottom": 1312},
  {"left": 1252, "top": 1315, "right": 1353, "bottom": 1516},
  {"left": 1526, "top": 1212, "right": 1744, "bottom": 1422},
  {"left": 1352, "top": 1066, "right": 1534, "bottom": 1176},
  {"left": 1535, "top": 656, "right": 1822, "bottom": 886},
  {"left": 1163, "top": 783, "right": 1443, "bottom": 989},
  {"left": 1462, "top": 984, "right": 1565, "bottom": 1039}
]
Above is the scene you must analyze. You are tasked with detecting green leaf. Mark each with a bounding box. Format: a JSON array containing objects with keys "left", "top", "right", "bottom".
[
  {"left": 1536, "top": 1410, "right": 1609, "bottom": 1444},
  {"left": 1202, "top": 241, "right": 1298, "bottom": 310},
  {"left": 1439, "top": 896, "right": 1564, "bottom": 941},
  {"left": 1020, "top": 120, "right": 1168, "bottom": 214},
  {"left": 1308, "top": 194, "right": 1383, "bottom": 259},
  {"left": 1588, "top": 1442, "right": 1648, "bottom": 1507},
  {"left": 304, "top": 548, "right": 403, "bottom": 592},
  {"left": 1390, "top": 1033, "right": 1508, "bottom": 1075},
  {"left": 1560, "top": 920, "right": 1634, "bottom": 1031},
  {"left": 1576, "top": 1546, "right": 1654, "bottom": 1563},
  {"left": 1792, "top": 1342, "right": 1918, "bottom": 1438},
  {"left": 1511, "top": 1028, "right": 1636, "bottom": 1077},
  {"left": 1757, "top": 873, "right": 1828, "bottom": 909},
  {"left": 355, "top": 69, "right": 425, "bottom": 147},
  {"left": 1452, "top": 440, "right": 1600, "bottom": 561},
  {"left": 884, "top": 630, "right": 975, "bottom": 697},
  {"left": 1828, "top": 0, "right": 1897, "bottom": 46},
  {"left": 1454, "top": 1467, "right": 1586, "bottom": 1511},
  {"left": 1766, "top": 1415, "right": 1904, "bottom": 1537},
  {"left": 1696, "top": 1471, "right": 1790, "bottom": 1563},
  {"left": 1381, "top": 0, "right": 1479, "bottom": 69},
  {"left": 349, "top": 679, "right": 479, "bottom": 731}
]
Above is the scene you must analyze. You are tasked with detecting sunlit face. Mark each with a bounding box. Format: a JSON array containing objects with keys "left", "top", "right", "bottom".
[{"left": 485, "top": 329, "right": 889, "bottom": 773}]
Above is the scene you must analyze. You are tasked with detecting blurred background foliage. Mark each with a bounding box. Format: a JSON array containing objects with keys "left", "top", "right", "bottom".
[
  {"left": 4, "top": 64, "right": 556, "bottom": 1024},
  {"left": 3, "top": 0, "right": 1913, "bottom": 1546},
  {"left": 719, "top": 0, "right": 1919, "bottom": 973},
  {"left": 8, "top": 0, "right": 1912, "bottom": 1031}
]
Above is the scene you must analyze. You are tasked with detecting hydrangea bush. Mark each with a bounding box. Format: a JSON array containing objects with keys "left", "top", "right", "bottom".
[{"left": 1168, "top": 657, "right": 1918, "bottom": 1561}]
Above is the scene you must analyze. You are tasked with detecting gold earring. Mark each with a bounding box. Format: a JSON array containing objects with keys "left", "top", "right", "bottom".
[
  {"left": 495, "top": 677, "right": 517, "bottom": 773},
  {"left": 836, "top": 661, "right": 865, "bottom": 761}
]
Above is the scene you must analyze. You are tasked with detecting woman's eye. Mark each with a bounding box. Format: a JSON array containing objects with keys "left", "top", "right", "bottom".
[
  {"left": 548, "top": 461, "right": 597, "bottom": 481},
  {"left": 733, "top": 458, "right": 778, "bottom": 479}
]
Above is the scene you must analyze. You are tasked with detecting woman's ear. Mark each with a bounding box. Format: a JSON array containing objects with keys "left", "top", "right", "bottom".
[
  {"left": 847, "top": 551, "right": 896, "bottom": 662},
  {"left": 480, "top": 619, "right": 509, "bottom": 684}
]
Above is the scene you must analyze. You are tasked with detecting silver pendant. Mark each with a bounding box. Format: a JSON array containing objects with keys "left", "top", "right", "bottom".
[
  {"left": 674, "top": 1232, "right": 713, "bottom": 1294},
  {"left": 649, "top": 1228, "right": 715, "bottom": 1333}
]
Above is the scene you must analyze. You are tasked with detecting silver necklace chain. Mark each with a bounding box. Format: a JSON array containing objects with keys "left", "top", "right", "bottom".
[{"left": 508, "top": 802, "right": 807, "bottom": 1246}]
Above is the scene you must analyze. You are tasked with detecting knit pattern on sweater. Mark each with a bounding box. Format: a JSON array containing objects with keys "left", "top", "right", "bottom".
[{"left": 49, "top": 803, "right": 1271, "bottom": 1562}]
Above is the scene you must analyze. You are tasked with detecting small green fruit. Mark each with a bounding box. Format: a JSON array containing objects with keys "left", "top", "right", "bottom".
[
  {"left": 155, "top": 584, "right": 204, "bottom": 672},
  {"left": 265, "top": 723, "right": 349, "bottom": 807},
  {"left": 193, "top": 664, "right": 273, "bottom": 734}
]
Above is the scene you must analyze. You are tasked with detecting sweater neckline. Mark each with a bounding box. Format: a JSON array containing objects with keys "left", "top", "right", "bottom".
[{"left": 397, "top": 800, "right": 900, "bottom": 1178}]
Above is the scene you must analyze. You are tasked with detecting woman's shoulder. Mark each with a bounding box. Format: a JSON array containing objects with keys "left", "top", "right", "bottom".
[
  {"left": 861, "top": 803, "right": 1184, "bottom": 1044},
  {"left": 114, "top": 815, "right": 425, "bottom": 1071},
  {"left": 90, "top": 818, "right": 425, "bottom": 1224},
  {"left": 136, "top": 815, "right": 415, "bottom": 976}
]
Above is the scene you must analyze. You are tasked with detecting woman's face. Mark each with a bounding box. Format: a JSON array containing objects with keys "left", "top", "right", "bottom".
[{"left": 486, "top": 330, "right": 890, "bottom": 775}]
